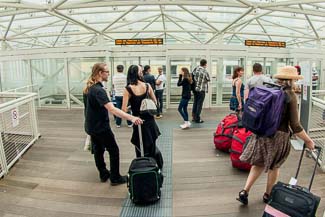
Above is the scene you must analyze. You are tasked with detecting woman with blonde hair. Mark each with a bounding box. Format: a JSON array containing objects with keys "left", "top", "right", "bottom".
[
  {"left": 84, "top": 63, "right": 142, "bottom": 185},
  {"left": 237, "top": 66, "right": 315, "bottom": 205},
  {"left": 177, "top": 67, "right": 193, "bottom": 129}
]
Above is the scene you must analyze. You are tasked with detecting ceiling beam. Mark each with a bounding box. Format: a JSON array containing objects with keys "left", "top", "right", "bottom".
[
  {"left": 259, "top": 18, "right": 313, "bottom": 37},
  {"left": 236, "top": 0, "right": 253, "bottom": 7},
  {"left": 256, "top": 19, "right": 272, "bottom": 41},
  {"left": 51, "top": 0, "right": 69, "bottom": 10},
  {"left": 4, "top": 15, "right": 15, "bottom": 39},
  {"left": 160, "top": 5, "right": 167, "bottom": 43},
  {"left": 0, "top": 2, "right": 46, "bottom": 10},
  {"left": 60, "top": 1, "right": 243, "bottom": 9},
  {"left": 205, "top": 7, "right": 253, "bottom": 44},
  {"left": 105, "top": 14, "right": 160, "bottom": 32},
  {"left": 131, "top": 15, "right": 161, "bottom": 39},
  {"left": 178, "top": 5, "right": 219, "bottom": 33},
  {"left": 101, "top": 6, "right": 137, "bottom": 33},
  {"left": 299, "top": 4, "right": 320, "bottom": 39},
  {"left": 258, "top": 0, "right": 325, "bottom": 8},
  {"left": 165, "top": 14, "right": 202, "bottom": 44},
  {"left": 52, "top": 21, "right": 69, "bottom": 47},
  {"left": 8, "top": 19, "right": 63, "bottom": 39}
]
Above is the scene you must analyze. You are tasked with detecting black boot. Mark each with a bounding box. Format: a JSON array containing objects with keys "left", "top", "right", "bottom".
[{"left": 236, "top": 189, "right": 249, "bottom": 205}]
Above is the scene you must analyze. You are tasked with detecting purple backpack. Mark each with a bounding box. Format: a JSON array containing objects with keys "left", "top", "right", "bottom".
[{"left": 242, "top": 85, "right": 286, "bottom": 137}]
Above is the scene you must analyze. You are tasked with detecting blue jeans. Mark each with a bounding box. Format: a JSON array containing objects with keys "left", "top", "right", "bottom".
[
  {"left": 178, "top": 98, "right": 190, "bottom": 121},
  {"left": 155, "top": 89, "right": 164, "bottom": 115},
  {"left": 192, "top": 91, "right": 205, "bottom": 121},
  {"left": 114, "top": 96, "right": 132, "bottom": 126}
]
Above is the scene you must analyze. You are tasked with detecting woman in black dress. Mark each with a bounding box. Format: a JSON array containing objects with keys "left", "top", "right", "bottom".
[{"left": 122, "top": 65, "right": 163, "bottom": 169}]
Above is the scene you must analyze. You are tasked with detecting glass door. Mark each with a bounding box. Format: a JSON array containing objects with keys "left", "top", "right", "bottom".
[
  {"left": 211, "top": 57, "right": 245, "bottom": 106},
  {"left": 167, "top": 56, "right": 204, "bottom": 107}
]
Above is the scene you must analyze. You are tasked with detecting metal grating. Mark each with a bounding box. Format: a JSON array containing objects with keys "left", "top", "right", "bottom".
[
  {"left": 120, "top": 121, "right": 174, "bottom": 217},
  {"left": 310, "top": 91, "right": 325, "bottom": 171}
]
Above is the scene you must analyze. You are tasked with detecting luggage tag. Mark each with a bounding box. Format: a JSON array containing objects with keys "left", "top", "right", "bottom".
[{"left": 289, "top": 177, "right": 297, "bottom": 186}]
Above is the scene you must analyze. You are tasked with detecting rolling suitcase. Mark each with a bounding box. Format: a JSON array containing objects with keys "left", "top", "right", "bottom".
[
  {"left": 127, "top": 125, "right": 163, "bottom": 204},
  {"left": 263, "top": 145, "right": 321, "bottom": 217}
]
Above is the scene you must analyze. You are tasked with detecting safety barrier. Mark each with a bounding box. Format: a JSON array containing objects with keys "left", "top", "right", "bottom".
[
  {"left": 310, "top": 90, "right": 325, "bottom": 172},
  {"left": 0, "top": 92, "right": 40, "bottom": 178}
]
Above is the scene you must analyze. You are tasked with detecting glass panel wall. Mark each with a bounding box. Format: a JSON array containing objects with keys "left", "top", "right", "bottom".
[
  {"left": 211, "top": 57, "right": 244, "bottom": 105},
  {"left": 31, "top": 59, "right": 66, "bottom": 107},
  {"left": 68, "top": 57, "right": 106, "bottom": 108},
  {"left": 168, "top": 57, "right": 202, "bottom": 106},
  {"left": 0, "top": 60, "right": 30, "bottom": 91}
]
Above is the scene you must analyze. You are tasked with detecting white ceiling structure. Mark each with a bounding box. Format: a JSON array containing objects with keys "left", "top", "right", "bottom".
[{"left": 0, "top": 0, "right": 325, "bottom": 50}]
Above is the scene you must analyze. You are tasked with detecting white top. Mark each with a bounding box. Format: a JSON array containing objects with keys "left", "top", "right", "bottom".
[
  {"left": 112, "top": 73, "right": 127, "bottom": 96},
  {"left": 156, "top": 74, "right": 166, "bottom": 90}
]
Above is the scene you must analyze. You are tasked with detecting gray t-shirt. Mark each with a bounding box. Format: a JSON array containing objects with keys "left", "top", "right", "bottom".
[{"left": 245, "top": 74, "right": 273, "bottom": 90}]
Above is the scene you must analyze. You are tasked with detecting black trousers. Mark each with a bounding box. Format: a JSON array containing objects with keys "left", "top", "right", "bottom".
[
  {"left": 91, "top": 129, "right": 121, "bottom": 179},
  {"left": 192, "top": 91, "right": 205, "bottom": 121}
]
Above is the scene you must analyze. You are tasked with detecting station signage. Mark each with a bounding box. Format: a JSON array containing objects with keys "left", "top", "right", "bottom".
[
  {"left": 245, "top": 40, "right": 286, "bottom": 48},
  {"left": 115, "top": 38, "right": 163, "bottom": 45}
]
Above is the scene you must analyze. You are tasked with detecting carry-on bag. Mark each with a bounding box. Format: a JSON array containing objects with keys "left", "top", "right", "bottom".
[
  {"left": 127, "top": 125, "right": 163, "bottom": 204},
  {"left": 214, "top": 113, "right": 240, "bottom": 152},
  {"left": 229, "top": 128, "right": 252, "bottom": 171},
  {"left": 263, "top": 145, "right": 321, "bottom": 217}
]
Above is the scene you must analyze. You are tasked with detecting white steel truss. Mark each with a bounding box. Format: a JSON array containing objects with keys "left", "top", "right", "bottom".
[{"left": 0, "top": 0, "right": 325, "bottom": 49}]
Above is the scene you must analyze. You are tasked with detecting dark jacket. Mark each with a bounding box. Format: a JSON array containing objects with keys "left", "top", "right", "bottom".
[{"left": 177, "top": 75, "right": 191, "bottom": 99}]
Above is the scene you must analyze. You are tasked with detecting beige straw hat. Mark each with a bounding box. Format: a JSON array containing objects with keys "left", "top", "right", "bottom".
[{"left": 273, "top": 66, "right": 303, "bottom": 80}]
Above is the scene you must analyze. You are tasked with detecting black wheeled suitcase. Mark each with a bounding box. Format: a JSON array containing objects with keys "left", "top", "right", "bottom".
[
  {"left": 263, "top": 145, "right": 321, "bottom": 217},
  {"left": 127, "top": 125, "right": 163, "bottom": 204}
]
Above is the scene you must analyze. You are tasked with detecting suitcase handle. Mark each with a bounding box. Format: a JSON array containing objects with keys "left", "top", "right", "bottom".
[
  {"left": 138, "top": 124, "right": 144, "bottom": 157},
  {"left": 295, "top": 144, "right": 321, "bottom": 190}
]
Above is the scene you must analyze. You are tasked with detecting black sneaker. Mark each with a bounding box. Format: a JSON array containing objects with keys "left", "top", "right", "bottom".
[
  {"left": 100, "top": 170, "right": 111, "bottom": 183},
  {"left": 110, "top": 175, "right": 127, "bottom": 186},
  {"left": 195, "top": 119, "right": 204, "bottom": 123}
]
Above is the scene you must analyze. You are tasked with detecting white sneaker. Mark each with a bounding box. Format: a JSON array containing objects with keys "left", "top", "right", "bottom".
[
  {"left": 180, "top": 122, "right": 189, "bottom": 129},
  {"left": 128, "top": 124, "right": 133, "bottom": 128},
  {"left": 187, "top": 121, "right": 191, "bottom": 127},
  {"left": 116, "top": 125, "right": 121, "bottom": 128}
]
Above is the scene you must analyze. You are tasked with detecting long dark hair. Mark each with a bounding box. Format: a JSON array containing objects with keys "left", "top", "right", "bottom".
[
  {"left": 127, "top": 65, "right": 143, "bottom": 85},
  {"left": 181, "top": 67, "right": 193, "bottom": 84},
  {"left": 232, "top": 66, "right": 244, "bottom": 79},
  {"left": 83, "top": 63, "right": 106, "bottom": 94}
]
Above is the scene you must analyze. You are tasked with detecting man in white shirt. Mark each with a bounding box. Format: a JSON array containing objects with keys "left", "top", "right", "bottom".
[
  {"left": 244, "top": 63, "right": 272, "bottom": 100},
  {"left": 155, "top": 67, "right": 166, "bottom": 119},
  {"left": 112, "top": 65, "right": 132, "bottom": 128}
]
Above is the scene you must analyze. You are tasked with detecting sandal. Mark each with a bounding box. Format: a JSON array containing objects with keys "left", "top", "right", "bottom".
[
  {"left": 236, "top": 189, "right": 248, "bottom": 205},
  {"left": 263, "top": 192, "right": 270, "bottom": 203}
]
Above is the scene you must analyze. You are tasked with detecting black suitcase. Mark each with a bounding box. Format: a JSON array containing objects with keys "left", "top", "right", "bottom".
[
  {"left": 263, "top": 145, "right": 321, "bottom": 217},
  {"left": 127, "top": 125, "right": 163, "bottom": 204}
]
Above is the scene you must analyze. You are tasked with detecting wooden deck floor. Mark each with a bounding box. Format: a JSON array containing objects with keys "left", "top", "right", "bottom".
[{"left": 0, "top": 108, "right": 324, "bottom": 217}]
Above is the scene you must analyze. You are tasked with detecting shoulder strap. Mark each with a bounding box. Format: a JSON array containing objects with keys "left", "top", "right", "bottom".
[
  {"left": 145, "top": 83, "right": 149, "bottom": 98},
  {"left": 125, "top": 85, "right": 134, "bottom": 96}
]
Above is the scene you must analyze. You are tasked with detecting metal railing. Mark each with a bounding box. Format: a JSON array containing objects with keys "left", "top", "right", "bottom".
[
  {"left": 0, "top": 92, "right": 40, "bottom": 178},
  {"left": 5, "top": 84, "right": 41, "bottom": 107},
  {"left": 310, "top": 90, "right": 325, "bottom": 172}
]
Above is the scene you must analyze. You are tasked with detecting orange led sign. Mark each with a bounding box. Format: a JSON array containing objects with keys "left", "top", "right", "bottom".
[
  {"left": 115, "top": 38, "right": 163, "bottom": 45},
  {"left": 245, "top": 40, "right": 286, "bottom": 48}
]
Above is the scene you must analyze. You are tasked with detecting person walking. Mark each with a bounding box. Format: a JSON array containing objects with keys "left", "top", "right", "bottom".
[
  {"left": 84, "top": 63, "right": 142, "bottom": 185},
  {"left": 177, "top": 67, "right": 192, "bottom": 129},
  {"left": 112, "top": 65, "right": 133, "bottom": 128},
  {"left": 122, "top": 65, "right": 163, "bottom": 169},
  {"left": 237, "top": 66, "right": 315, "bottom": 205}
]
